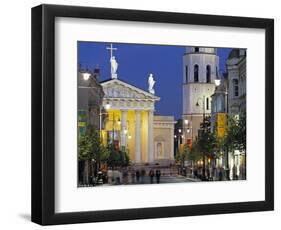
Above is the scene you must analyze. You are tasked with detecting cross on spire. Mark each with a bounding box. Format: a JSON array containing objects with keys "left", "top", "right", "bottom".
[{"left": 106, "top": 43, "right": 117, "bottom": 59}]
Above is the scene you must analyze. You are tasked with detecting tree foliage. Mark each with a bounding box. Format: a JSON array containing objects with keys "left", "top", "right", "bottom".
[
  {"left": 188, "top": 141, "right": 203, "bottom": 161},
  {"left": 106, "top": 144, "right": 130, "bottom": 168},
  {"left": 197, "top": 116, "right": 217, "bottom": 157},
  {"left": 223, "top": 112, "right": 246, "bottom": 153},
  {"left": 175, "top": 144, "right": 190, "bottom": 166},
  {"left": 78, "top": 125, "right": 109, "bottom": 162}
]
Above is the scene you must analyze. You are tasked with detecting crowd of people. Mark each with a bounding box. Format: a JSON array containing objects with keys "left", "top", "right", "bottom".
[
  {"left": 94, "top": 168, "right": 163, "bottom": 185},
  {"left": 79, "top": 163, "right": 246, "bottom": 187},
  {"left": 188, "top": 164, "right": 246, "bottom": 181}
]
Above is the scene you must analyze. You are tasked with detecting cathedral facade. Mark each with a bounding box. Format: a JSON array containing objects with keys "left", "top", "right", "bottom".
[
  {"left": 99, "top": 44, "right": 175, "bottom": 165},
  {"left": 100, "top": 79, "right": 175, "bottom": 165}
]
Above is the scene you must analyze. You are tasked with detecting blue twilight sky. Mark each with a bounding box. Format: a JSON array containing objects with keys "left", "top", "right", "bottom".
[{"left": 78, "top": 42, "right": 232, "bottom": 119}]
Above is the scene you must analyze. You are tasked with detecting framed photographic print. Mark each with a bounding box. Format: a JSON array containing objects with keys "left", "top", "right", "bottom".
[{"left": 31, "top": 4, "right": 274, "bottom": 225}]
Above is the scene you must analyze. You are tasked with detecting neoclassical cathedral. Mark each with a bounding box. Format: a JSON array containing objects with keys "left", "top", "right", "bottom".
[
  {"left": 182, "top": 47, "right": 219, "bottom": 144},
  {"left": 99, "top": 45, "right": 175, "bottom": 165}
]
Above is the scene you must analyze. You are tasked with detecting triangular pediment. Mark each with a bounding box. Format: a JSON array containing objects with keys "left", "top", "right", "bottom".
[{"left": 101, "top": 79, "right": 160, "bottom": 101}]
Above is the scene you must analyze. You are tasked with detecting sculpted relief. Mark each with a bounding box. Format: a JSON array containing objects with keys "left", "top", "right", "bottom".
[{"left": 103, "top": 84, "right": 148, "bottom": 99}]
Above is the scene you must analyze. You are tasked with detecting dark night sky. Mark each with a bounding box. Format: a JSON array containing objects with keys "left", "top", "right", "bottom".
[{"left": 78, "top": 42, "right": 232, "bottom": 119}]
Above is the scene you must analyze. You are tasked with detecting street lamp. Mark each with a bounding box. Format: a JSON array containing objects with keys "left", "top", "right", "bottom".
[
  {"left": 82, "top": 72, "right": 91, "bottom": 81},
  {"left": 175, "top": 128, "right": 182, "bottom": 152},
  {"left": 196, "top": 95, "right": 207, "bottom": 180},
  {"left": 99, "top": 102, "right": 111, "bottom": 140},
  {"left": 123, "top": 128, "right": 128, "bottom": 135},
  {"left": 214, "top": 79, "right": 221, "bottom": 87},
  {"left": 104, "top": 102, "right": 111, "bottom": 110},
  {"left": 224, "top": 87, "right": 230, "bottom": 180}
]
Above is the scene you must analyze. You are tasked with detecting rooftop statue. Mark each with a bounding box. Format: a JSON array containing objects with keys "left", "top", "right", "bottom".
[
  {"left": 148, "top": 73, "right": 155, "bottom": 94},
  {"left": 110, "top": 56, "right": 118, "bottom": 79}
]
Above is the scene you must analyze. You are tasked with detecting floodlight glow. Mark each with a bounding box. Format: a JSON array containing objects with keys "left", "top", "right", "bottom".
[
  {"left": 83, "top": 73, "right": 91, "bottom": 81},
  {"left": 214, "top": 79, "right": 221, "bottom": 86}
]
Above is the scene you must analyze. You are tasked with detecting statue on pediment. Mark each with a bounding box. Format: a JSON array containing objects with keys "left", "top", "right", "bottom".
[
  {"left": 148, "top": 73, "right": 155, "bottom": 94},
  {"left": 110, "top": 56, "right": 118, "bottom": 79}
]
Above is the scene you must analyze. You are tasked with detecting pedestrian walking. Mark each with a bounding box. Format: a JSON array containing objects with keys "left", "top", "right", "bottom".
[
  {"left": 131, "top": 170, "right": 135, "bottom": 184},
  {"left": 156, "top": 170, "right": 161, "bottom": 183},
  {"left": 136, "top": 170, "right": 140, "bottom": 183},
  {"left": 232, "top": 164, "right": 238, "bottom": 180},
  {"left": 194, "top": 167, "right": 198, "bottom": 178},
  {"left": 140, "top": 169, "right": 146, "bottom": 184},
  {"left": 149, "top": 170, "right": 155, "bottom": 184},
  {"left": 218, "top": 168, "right": 223, "bottom": 181},
  {"left": 207, "top": 168, "right": 210, "bottom": 180},
  {"left": 123, "top": 170, "right": 128, "bottom": 184}
]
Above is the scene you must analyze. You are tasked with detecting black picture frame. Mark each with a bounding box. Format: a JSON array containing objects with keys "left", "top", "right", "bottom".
[{"left": 31, "top": 4, "right": 274, "bottom": 225}]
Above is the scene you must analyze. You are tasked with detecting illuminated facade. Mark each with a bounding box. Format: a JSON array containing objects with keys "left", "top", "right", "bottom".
[{"left": 100, "top": 78, "right": 175, "bottom": 165}]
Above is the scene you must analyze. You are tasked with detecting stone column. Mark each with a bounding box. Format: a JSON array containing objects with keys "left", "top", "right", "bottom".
[
  {"left": 147, "top": 110, "right": 154, "bottom": 163},
  {"left": 121, "top": 110, "right": 127, "bottom": 149},
  {"left": 135, "top": 110, "right": 141, "bottom": 163}
]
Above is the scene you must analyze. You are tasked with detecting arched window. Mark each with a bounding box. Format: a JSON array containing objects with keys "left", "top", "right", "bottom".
[
  {"left": 233, "top": 79, "right": 239, "bottom": 97},
  {"left": 216, "top": 66, "right": 218, "bottom": 78},
  {"left": 195, "top": 47, "right": 199, "bottom": 52},
  {"left": 206, "top": 97, "right": 209, "bottom": 110},
  {"left": 194, "top": 64, "right": 199, "bottom": 82},
  {"left": 185, "top": 65, "right": 188, "bottom": 83},
  {"left": 206, "top": 65, "right": 211, "bottom": 83}
]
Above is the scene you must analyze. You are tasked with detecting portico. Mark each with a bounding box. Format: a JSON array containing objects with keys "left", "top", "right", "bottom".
[{"left": 100, "top": 79, "right": 160, "bottom": 164}]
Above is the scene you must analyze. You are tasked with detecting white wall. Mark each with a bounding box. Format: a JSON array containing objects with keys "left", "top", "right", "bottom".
[{"left": 0, "top": 0, "right": 279, "bottom": 229}]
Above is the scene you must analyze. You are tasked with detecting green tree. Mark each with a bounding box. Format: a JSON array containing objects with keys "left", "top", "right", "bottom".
[
  {"left": 175, "top": 144, "right": 190, "bottom": 168},
  {"left": 188, "top": 141, "right": 203, "bottom": 162},
  {"left": 218, "top": 112, "right": 246, "bottom": 180},
  {"left": 197, "top": 116, "right": 217, "bottom": 180},
  {"left": 237, "top": 112, "right": 246, "bottom": 152},
  {"left": 224, "top": 113, "right": 246, "bottom": 153},
  {"left": 78, "top": 125, "right": 109, "bottom": 184},
  {"left": 106, "top": 145, "right": 130, "bottom": 169},
  {"left": 198, "top": 116, "right": 217, "bottom": 157}
]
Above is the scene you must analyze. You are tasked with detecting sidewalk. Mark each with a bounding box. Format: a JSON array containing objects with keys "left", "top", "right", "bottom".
[{"left": 177, "top": 174, "right": 202, "bottom": 182}]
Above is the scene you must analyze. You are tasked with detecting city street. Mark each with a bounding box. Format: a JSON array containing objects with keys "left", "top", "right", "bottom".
[
  {"left": 139, "top": 175, "right": 199, "bottom": 184},
  {"left": 92, "top": 175, "right": 201, "bottom": 186}
]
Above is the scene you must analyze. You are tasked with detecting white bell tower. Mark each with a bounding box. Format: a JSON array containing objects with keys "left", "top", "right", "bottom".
[{"left": 182, "top": 47, "right": 219, "bottom": 143}]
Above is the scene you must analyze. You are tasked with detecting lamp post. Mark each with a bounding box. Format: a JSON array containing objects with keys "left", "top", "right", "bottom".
[
  {"left": 224, "top": 87, "right": 230, "bottom": 180},
  {"left": 177, "top": 129, "right": 183, "bottom": 150},
  {"left": 214, "top": 78, "right": 230, "bottom": 180},
  {"left": 174, "top": 129, "right": 184, "bottom": 175},
  {"left": 174, "top": 129, "right": 183, "bottom": 152},
  {"left": 196, "top": 96, "right": 207, "bottom": 180},
  {"left": 99, "top": 102, "right": 111, "bottom": 141},
  {"left": 184, "top": 119, "right": 193, "bottom": 148}
]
